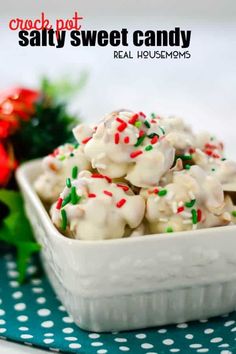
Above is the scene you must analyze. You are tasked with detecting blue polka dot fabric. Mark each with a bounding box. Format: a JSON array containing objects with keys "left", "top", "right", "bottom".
[{"left": 1, "top": 251, "right": 236, "bottom": 354}]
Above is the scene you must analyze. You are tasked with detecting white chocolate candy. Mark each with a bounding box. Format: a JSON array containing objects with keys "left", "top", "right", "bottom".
[
  {"left": 144, "top": 165, "right": 233, "bottom": 234},
  {"left": 34, "top": 143, "right": 91, "bottom": 203},
  {"left": 51, "top": 171, "right": 145, "bottom": 240}
]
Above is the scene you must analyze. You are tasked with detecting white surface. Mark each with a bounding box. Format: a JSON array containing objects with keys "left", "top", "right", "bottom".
[
  {"left": 16, "top": 160, "right": 236, "bottom": 332},
  {"left": 0, "top": 340, "right": 47, "bottom": 354}
]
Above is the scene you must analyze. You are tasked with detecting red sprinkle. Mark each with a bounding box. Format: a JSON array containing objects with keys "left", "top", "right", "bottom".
[
  {"left": 189, "top": 147, "right": 196, "bottom": 154},
  {"left": 114, "top": 133, "right": 120, "bottom": 144},
  {"left": 177, "top": 206, "right": 184, "bottom": 213},
  {"left": 91, "top": 173, "right": 112, "bottom": 183},
  {"left": 130, "top": 150, "right": 143, "bottom": 158},
  {"left": 205, "top": 149, "right": 213, "bottom": 156},
  {"left": 212, "top": 153, "right": 220, "bottom": 158},
  {"left": 117, "top": 184, "right": 129, "bottom": 192},
  {"left": 151, "top": 119, "right": 157, "bottom": 123},
  {"left": 124, "top": 136, "right": 130, "bottom": 144},
  {"left": 116, "top": 117, "right": 125, "bottom": 124},
  {"left": 52, "top": 148, "right": 60, "bottom": 157},
  {"left": 56, "top": 197, "right": 63, "bottom": 210},
  {"left": 116, "top": 198, "right": 127, "bottom": 208},
  {"left": 153, "top": 188, "right": 159, "bottom": 194},
  {"left": 139, "top": 130, "right": 145, "bottom": 137},
  {"left": 151, "top": 135, "right": 159, "bottom": 144},
  {"left": 128, "top": 114, "right": 139, "bottom": 125},
  {"left": 197, "top": 209, "right": 202, "bottom": 222},
  {"left": 88, "top": 193, "right": 96, "bottom": 198},
  {"left": 139, "top": 112, "right": 146, "bottom": 118},
  {"left": 117, "top": 122, "right": 128, "bottom": 132},
  {"left": 82, "top": 136, "right": 92, "bottom": 144},
  {"left": 205, "top": 143, "right": 217, "bottom": 150},
  {"left": 104, "top": 190, "right": 113, "bottom": 197}
]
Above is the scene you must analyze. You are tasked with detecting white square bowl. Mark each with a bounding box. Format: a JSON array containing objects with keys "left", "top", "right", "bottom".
[{"left": 16, "top": 159, "right": 236, "bottom": 332}]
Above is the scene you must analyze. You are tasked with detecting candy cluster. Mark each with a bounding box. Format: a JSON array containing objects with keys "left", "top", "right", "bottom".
[{"left": 35, "top": 110, "right": 236, "bottom": 240}]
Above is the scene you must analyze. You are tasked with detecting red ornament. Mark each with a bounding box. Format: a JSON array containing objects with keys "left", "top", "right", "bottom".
[{"left": 0, "top": 87, "right": 40, "bottom": 138}]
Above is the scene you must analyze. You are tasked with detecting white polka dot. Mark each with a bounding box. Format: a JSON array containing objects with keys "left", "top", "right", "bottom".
[
  {"left": 58, "top": 305, "right": 66, "bottom": 312},
  {"left": 170, "top": 350, "right": 180, "bottom": 353},
  {"left": 219, "top": 344, "right": 230, "bottom": 348},
  {"left": 0, "top": 319, "right": 6, "bottom": 325},
  {"left": 27, "top": 265, "right": 37, "bottom": 274},
  {"left": 41, "top": 321, "right": 54, "bottom": 328},
  {"left": 221, "top": 351, "right": 232, "bottom": 354},
  {"left": 32, "top": 287, "right": 43, "bottom": 293},
  {"left": 12, "top": 291, "right": 23, "bottom": 300},
  {"left": 119, "top": 347, "right": 130, "bottom": 351},
  {"left": 14, "top": 303, "right": 26, "bottom": 311},
  {"left": 204, "top": 328, "right": 214, "bottom": 334},
  {"left": 0, "top": 309, "right": 5, "bottom": 316},
  {"left": 8, "top": 270, "right": 19, "bottom": 278},
  {"left": 115, "top": 338, "right": 127, "bottom": 343},
  {"left": 19, "top": 327, "right": 29, "bottom": 331},
  {"left": 197, "top": 349, "right": 209, "bottom": 353},
  {"left": 190, "top": 344, "right": 202, "bottom": 348},
  {"left": 89, "top": 333, "right": 100, "bottom": 339},
  {"left": 135, "top": 333, "right": 146, "bottom": 339},
  {"left": 199, "top": 319, "right": 208, "bottom": 323},
  {"left": 97, "top": 350, "right": 108, "bottom": 354},
  {"left": 185, "top": 334, "right": 193, "bottom": 340},
  {"left": 69, "top": 343, "right": 82, "bottom": 349},
  {"left": 231, "top": 327, "right": 236, "bottom": 332},
  {"left": 31, "top": 279, "right": 42, "bottom": 285},
  {"left": 36, "top": 297, "right": 46, "bottom": 304},
  {"left": 9, "top": 281, "right": 19, "bottom": 288},
  {"left": 177, "top": 323, "right": 188, "bottom": 328},
  {"left": 17, "top": 315, "right": 28, "bottom": 322},
  {"left": 63, "top": 327, "right": 74, "bottom": 334},
  {"left": 157, "top": 328, "right": 167, "bottom": 333},
  {"left": 7, "top": 261, "right": 16, "bottom": 269},
  {"left": 0, "top": 328, "right": 6, "bottom": 334},
  {"left": 91, "top": 342, "right": 104, "bottom": 347},
  {"left": 20, "top": 334, "right": 33, "bottom": 339},
  {"left": 44, "top": 333, "right": 54, "bottom": 337},
  {"left": 141, "top": 343, "right": 154, "bottom": 349},
  {"left": 37, "top": 309, "right": 51, "bottom": 316},
  {"left": 163, "top": 339, "right": 174, "bottom": 346},
  {"left": 43, "top": 338, "right": 54, "bottom": 344},
  {"left": 65, "top": 337, "right": 78, "bottom": 341},
  {"left": 224, "top": 320, "right": 235, "bottom": 327},
  {"left": 210, "top": 337, "right": 223, "bottom": 343},
  {"left": 62, "top": 316, "right": 73, "bottom": 323}
]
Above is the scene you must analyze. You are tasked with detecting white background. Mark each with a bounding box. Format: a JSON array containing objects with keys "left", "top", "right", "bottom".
[{"left": 0, "top": 0, "right": 236, "bottom": 352}]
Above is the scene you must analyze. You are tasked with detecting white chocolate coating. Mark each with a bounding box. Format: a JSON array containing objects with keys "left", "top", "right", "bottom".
[
  {"left": 144, "top": 165, "right": 233, "bottom": 234},
  {"left": 51, "top": 171, "right": 145, "bottom": 240},
  {"left": 34, "top": 143, "right": 91, "bottom": 203}
]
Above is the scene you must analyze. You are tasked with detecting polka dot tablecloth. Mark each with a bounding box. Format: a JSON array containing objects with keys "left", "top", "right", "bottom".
[{"left": 0, "top": 252, "right": 236, "bottom": 354}]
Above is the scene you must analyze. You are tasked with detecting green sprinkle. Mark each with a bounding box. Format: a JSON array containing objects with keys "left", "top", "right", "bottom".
[
  {"left": 59, "top": 155, "right": 66, "bottom": 161},
  {"left": 185, "top": 199, "right": 196, "bottom": 208},
  {"left": 221, "top": 158, "right": 226, "bottom": 161},
  {"left": 135, "top": 121, "right": 142, "bottom": 128},
  {"left": 74, "top": 143, "right": 79, "bottom": 149},
  {"left": 62, "top": 194, "right": 71, "bottom": 207},
  {"left": 160, "top": 127, "right": 165, "bottom": 135},
  {"left": 185, "top": 164, "right": 191, "bottom": 170},
  {"left": 191, "top": 209, "right": 197, "bottom": 224},
  {"left": 66, "top": 178, "right": 72, "bottom": 188},
  {"left": 231, "top": 211, "right": 236, "bottom": 217},
  {"left": 158, "top": 189, "right": 167, "bottom": 197},
  {"left": 211, "top": 168, "right": 215, "bottom": 172},
  {"left": 71, "top": 186, "right": 81, "bottom": 205},
  {"left": 210, "top": 136, "right": 214, "bottom": 141},
  {"left": 72, "top": 166, "right": 78, "bottom": 179},
  {"left": 151, "top": 113, "right": 156, "bottom": 119},
  {"left": 148, "top": 133, "right": 159, "bottom": 139},
  {"left": 145, "top": 145, "right": 153, "bottom": 151},
  {"left": 176, "top": 154, "right": 192, "bottom": 161},
  {"left": 144, "top": 120, "right": 151, "bottom": 128},
  {"left": 166, "top": 227, "right": 173, "bottom": 233},
  {"left": 61, "top": 209, "right": 67, "bottom": 230},
  {"left": 135, "top": 134, "right": 146, "bottom": 147},
  {"left": 70, "top": 153, "right": 74, "bottom": 157}
]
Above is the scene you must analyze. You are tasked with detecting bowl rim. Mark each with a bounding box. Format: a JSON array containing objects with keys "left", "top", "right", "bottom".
[{"left": 16, "top": 159, "right": 236, "bottom": 247}]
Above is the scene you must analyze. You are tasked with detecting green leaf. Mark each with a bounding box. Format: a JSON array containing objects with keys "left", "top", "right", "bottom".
[{"left": 0, "top": 189, "right": 41, "bottom": 282}]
